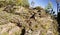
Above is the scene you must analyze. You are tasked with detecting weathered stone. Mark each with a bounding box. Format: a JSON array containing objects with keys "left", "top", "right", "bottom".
[{"left": 0, "top": 5, "right": 58, "bottom": 35}]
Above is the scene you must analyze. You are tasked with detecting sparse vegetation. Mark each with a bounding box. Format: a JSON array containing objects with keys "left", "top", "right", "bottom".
[{"left": 0, "top": 0, "right": 29, "bottom": 7}]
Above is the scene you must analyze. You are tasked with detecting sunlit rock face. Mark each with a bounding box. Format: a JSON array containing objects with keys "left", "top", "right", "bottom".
[{"left": 0, "top": 3, "right": 59, "bottom": 35}]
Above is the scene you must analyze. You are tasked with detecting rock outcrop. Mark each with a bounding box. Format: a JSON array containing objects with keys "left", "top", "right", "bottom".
[{"left": 0, "top": 5, "right": 59, "bottom": 35}]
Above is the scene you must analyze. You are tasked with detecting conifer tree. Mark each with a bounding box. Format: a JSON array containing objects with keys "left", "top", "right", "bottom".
[
  {"left": 31, "top": 1, "right": 35, "bottom": 7},
  {"left": 45, "top": 0, "right": 53, "bottom": 13}
]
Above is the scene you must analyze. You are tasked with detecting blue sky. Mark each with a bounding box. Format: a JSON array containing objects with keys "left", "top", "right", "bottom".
[{"left": 28, "top": 0, "right": 57, "bottom": 14}]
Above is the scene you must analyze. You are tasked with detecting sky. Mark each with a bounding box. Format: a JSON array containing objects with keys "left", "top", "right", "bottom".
[{"left": 28, "top": 0, "right": 57, "bottom": 14}]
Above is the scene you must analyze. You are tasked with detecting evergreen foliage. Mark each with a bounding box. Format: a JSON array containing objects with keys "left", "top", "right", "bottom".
[
  {"left": 45, "top": 1, "right": 53, "bottom": 13},
  {"left": 31, "top": 1, "right": 35, "bottom": 7}
]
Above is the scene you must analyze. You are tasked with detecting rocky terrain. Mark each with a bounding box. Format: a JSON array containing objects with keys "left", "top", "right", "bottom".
[
  {"left": 0, "top": 5, "right": 59, "bottom": 35},
  {"left": 0, "top": 0, "right": 59, "bottom": 35}
]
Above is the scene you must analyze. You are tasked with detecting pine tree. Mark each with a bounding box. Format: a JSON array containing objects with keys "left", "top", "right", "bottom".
[
  {"left": 31, "top": 1, "right": 35, "bottom": 7},
  {"left": 45, "top": 0, "right": 53, "bottom": 13}
]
